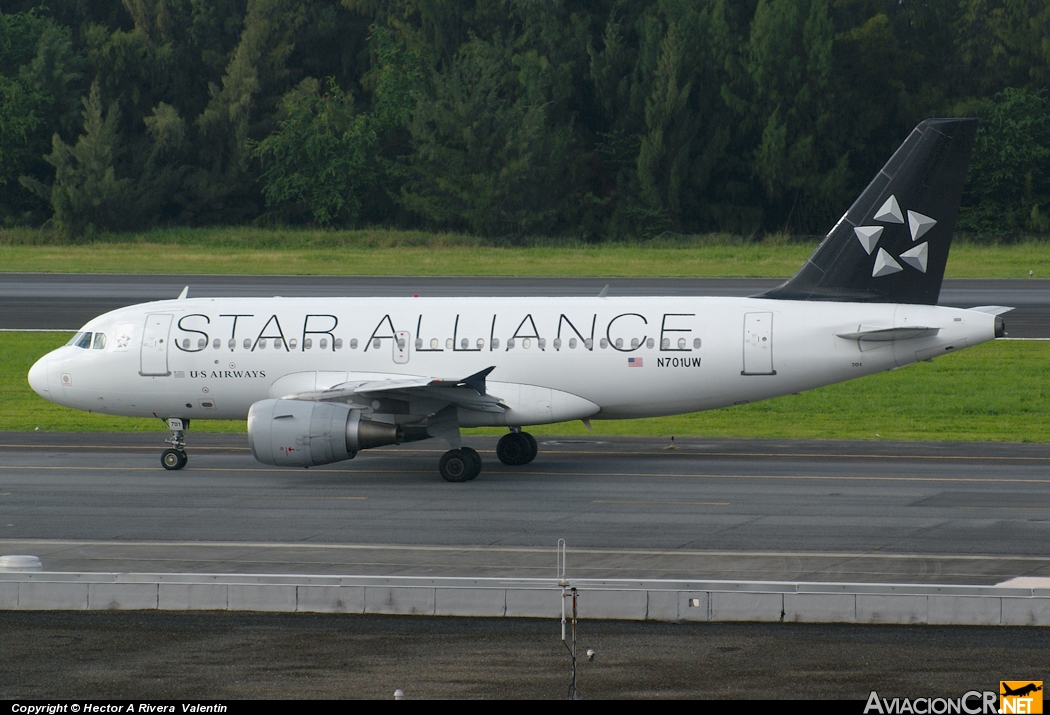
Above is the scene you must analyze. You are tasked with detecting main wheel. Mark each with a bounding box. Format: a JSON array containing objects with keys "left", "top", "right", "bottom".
[
  {"left": 522, "top": 432, "right": 538, "bottom": 464},
  {"left": 461, "top": 447, "right": 482, "bottom": 480},
  {"left": 161, "top": 449, "right": 187, "bottom": 471},
  {"left": 439, "top": 449, "right": 479, "bottom": 482},
  {"left": 497, "top": 433, "right": 531, "bottom": 466}
]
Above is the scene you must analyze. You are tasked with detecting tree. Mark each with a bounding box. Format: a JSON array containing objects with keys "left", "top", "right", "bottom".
[
  {"left": 252, "top": 77, "right": 376, "bottom": 225},
  {"left": 959, "top": 88, "right": 1050, "bottom": 234},
  {"left": 37, "top": 82, "right": 134, "bottom": 237}
]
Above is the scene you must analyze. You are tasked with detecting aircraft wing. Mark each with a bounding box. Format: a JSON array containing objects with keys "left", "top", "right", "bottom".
[{"left": 282, "top": 367, "right": 507, "bottom": 414}]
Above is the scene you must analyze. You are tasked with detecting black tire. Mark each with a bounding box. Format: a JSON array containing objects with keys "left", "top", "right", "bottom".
[
  {"left": 522, "top": 432, "right": 538, "bottom": 464},
  {"left": 439, "top": 449, "right": 471, "bottom": 482},
  {"left": 496, "top": 433, "right": 530, "bottom": 466},
  {"left": 461, "top": 447, "right": 482, "bottom": 480},
  {"left": 161, "top": 449, "right": 187, "bottom": 471}
]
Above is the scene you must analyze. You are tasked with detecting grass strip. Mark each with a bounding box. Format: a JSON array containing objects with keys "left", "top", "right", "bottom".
[
  {"left": 1, "top": 227, "right": 1049, "bottom": 278},
  {"left": 5, "top": 332, "right": 1047, "bottom": 442}
]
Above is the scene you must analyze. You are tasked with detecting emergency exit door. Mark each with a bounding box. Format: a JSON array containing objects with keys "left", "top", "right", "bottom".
[
  {"left": 140, "top": 313, "right": 173, "bottom": 376},
  {"left": 742, "top": 312, "right": 776, "bottom": 375}
]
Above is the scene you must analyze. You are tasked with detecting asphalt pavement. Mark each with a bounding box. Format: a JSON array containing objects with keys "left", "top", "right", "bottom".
[{"left": 3, "top": 433, "right": 1049, "bottom": 584}]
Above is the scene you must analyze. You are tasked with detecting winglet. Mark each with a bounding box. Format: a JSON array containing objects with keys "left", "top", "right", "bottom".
[
  {"left": 598, "top": 284, "right": 609, "bottom": 298},
  {"left": 460, "top": 366, "right": 496, "bottom": 395},
  {"left": 177, "top": 286, "right": 189, "bottom": 300}
]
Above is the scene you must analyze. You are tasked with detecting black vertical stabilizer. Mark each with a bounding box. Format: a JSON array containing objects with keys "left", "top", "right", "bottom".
[{"left": 761, "top": 118, "right": 977, "bottom": 304}]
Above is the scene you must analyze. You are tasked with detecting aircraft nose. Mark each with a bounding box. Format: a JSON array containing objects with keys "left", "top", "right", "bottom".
[{"left": 28, "top": 354, "right": 50, "bottom": 398}]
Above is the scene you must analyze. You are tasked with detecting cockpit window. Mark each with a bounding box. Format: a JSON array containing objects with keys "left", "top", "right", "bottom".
[
  {"left": 92, "top": 333, "right": 107, "bottom": 350},
  {"left": 70, "top": 332, "right": 92, "bottom": 349}
]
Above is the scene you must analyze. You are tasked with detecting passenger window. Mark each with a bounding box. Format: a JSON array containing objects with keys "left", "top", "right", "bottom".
[
  {"left": 600, "top": 338, "right": 608, "bottom": 349},
  {"left": 415, "top": 338, "right": 423, "bottom": 350},
  {"left": 304, "top": 338, "right": 313, "bottom": 350},
  {"left": 615, "top": 338, "right": 623, "bottom": 349},
  {"left": 694, "top": 338, "right": 702, "bottom": 348},
  {"left": 373, "top": 338, "right": 381, "bottom": 350},
  {"left": 334, "top": 338, "right": 343, "bottom": 350},
  {"left": 258, "top": 339, "right": 267, "bottom": 349},
  {"left": 197, "top": 338, "right": 206, "bottom": 349},
  {"left": 431, "top": 338, "right": 439, "bottom": 349},
  {"left": 507, "top": 339, "right": 515, "bottom": 349},
  {"left": 646, "top": 338, "right": 654, "bottom": 349},
  {"left": 243, "top": 338, "right": 251, "bottom": 349},
  {"left": 554, "top": 338, "right": 562, "bottom": 350},
  {"left": 460, "top": 338, "right": 469, "bottom": 349},
  {"left": 569, "top": 338, "right": 577, "bottom": 349},
  {"left": 678, "top": 338, "right": 686, "bottom": 349},
  {"left": 350, "top": 339, "right": 358, "bottom": 349},
  {"left": 522, "top": 338, "right": 531, "bottom": 349},
  {"left": 74, "top": 332, "right": 92, "bottom": 349},
  {"left": 476, "top": 338, "right": 484, "bottom": 349},
  {"left": 446, "top": 338, "right": 454, "bottom": 349},
  {"left": 491, "top": 338, "right": 499, "bottom": 349},
  {"left": 273, "top": 338, "right": 283, "bottom": 349},
  {"left": 320, "top": 338, "right": 328, "bottom": 349},
  {"left": 213, "top": 339, "right": 221, "bottom": 349},
  {"left": 289, "top": 338, "right": 297, "bottom": 349},
  {"left": 92, "top": 333, "right": 107, "bottom": 350}
]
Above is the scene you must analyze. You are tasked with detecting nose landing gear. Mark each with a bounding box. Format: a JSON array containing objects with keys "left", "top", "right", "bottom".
[{"left": 160, "top": 417, "right": 189, "bottom": 470}]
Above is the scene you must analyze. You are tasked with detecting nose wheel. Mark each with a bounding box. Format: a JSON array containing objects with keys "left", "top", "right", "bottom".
[
  {"left": 161, "top": 448, "right": 188, "bottom": 470},
  {"left": 160, "top": 417, "right": 189, "bottom": 471},
  {"left": 496, "top": 431, "right": 538, "bottom": 466}
]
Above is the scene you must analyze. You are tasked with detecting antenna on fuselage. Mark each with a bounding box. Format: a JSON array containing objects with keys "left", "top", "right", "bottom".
[
  {"left": 597, "top": 285, "right": 609, "bottom": 299},
  {"left": 177, "top": 286, "right": 189, "bottom": 300}
]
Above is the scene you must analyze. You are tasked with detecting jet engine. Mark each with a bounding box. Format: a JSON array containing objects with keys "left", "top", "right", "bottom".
[{"left": 248, "top": 398, "right": 400, "bottom": 466}]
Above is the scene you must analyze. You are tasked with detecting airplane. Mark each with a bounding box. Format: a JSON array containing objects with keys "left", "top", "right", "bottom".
[
  {"left": 1002, "top": 683, "right": 1043, "bottom": 698},
  {"left": 27, "top": 118, "right": 1009, "bottom": 482}
]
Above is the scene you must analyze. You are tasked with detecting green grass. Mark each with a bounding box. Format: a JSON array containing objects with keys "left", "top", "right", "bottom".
[
  {"left": 2, "top": 226, "right": 1049, "bottom": 278},
  {"left": 5, "top": 332, "right": 1048, "bottom": 442}
]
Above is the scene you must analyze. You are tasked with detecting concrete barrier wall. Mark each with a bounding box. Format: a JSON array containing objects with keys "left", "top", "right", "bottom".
[{"left": 2, "top": 572, "right": 1050, "bottom": 625}]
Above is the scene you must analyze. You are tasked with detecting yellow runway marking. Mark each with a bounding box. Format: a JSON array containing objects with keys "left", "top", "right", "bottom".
[
  {"left": 953, "top": 505, "right": 1050, "bottom": 510},
  {"left": 232, "top": 495, "right": 366, "bottom": 501},
  {"left": 2, "top": 464, "right": 1050, "bottom": 485},
  {"left": 593, "top": 499, "right": 729, "bottom": 506}
]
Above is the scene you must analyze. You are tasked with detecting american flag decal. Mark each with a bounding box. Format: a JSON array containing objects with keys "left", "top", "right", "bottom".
[{"left": 628, "top": 357, "right": 643, "bottom": 367}]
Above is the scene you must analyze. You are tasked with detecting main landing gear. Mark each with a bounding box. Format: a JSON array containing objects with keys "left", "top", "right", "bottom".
[
  {"left": 160, "top": 417, "right": 188, "bottom": 471},
  {"left": 496, "top": 430, "right": 538, "bottom": 466},
  {"left": 438, "top": 447, "right": 482, "bottom": 483},
  {"left": 436, "top": 430, "right": 538, "bottom": 482}
]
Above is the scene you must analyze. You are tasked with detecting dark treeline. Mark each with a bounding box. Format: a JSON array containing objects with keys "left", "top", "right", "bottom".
[{"left": 1, "top": 0, "right": 1049, "bottom": 240}]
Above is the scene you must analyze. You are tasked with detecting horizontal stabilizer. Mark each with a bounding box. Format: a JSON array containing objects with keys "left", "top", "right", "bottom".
[
  {"left": 968, "top": 305, "right": 1014, "bottom": 316},
  {"left": 836, "top": 326, "right": 940, "bottom": 342}
]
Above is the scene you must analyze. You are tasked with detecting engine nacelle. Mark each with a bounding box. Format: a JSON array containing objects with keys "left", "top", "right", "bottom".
[{"left": 248, "top": 398, "right": 400, "bottom": 466}]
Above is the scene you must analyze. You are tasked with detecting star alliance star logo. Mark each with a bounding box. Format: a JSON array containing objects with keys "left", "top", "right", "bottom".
[{"left": 854, "top": 195, "right": 936, "bottom": 278}]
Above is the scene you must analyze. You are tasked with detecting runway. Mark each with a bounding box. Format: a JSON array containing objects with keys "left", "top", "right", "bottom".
[
  {"left": 3, "top": 433, "right": 1049, "bottom": 585},
  {"left": 1, "top": 273, "right": 1047, "bottom": 336}
]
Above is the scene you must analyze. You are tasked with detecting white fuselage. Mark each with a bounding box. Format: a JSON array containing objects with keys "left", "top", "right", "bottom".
[{"left": 28, "top": 295, "right": 997, "bottom": 426}]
